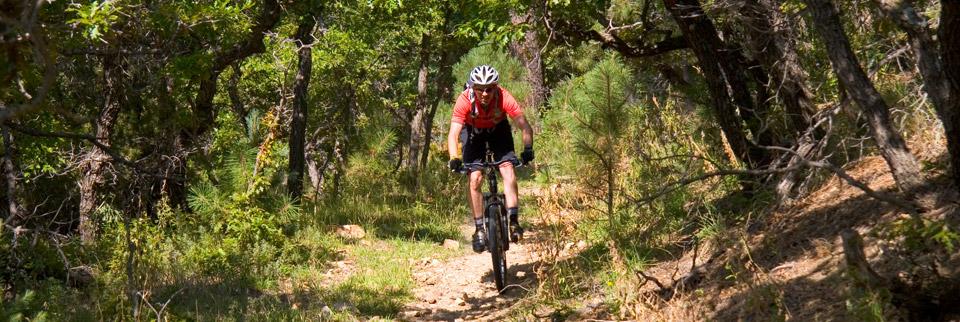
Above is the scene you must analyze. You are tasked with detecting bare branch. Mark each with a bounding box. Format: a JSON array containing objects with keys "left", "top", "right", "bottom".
[
  {"left": 637, "top": 270, "right": 668, "bottom": 290},
  {"left": 629, "top": 164, "right": 806, "bottom": 205},
  {"left": 5, "top": 124, "right": 177, "bottom": 179},
  {"left": 631, "top": 143, "right": 918, "bottom": 214},
  {"left": 549, "top": 14, "right": 688, "bottom": 58},
  {"left": 764, "top": 145, "right": 919, "bottom": 214}
]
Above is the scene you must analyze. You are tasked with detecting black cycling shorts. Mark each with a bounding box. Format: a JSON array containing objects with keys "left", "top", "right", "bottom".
[{"left": 460, "top": 120, "right": 518, "bottom": 172}]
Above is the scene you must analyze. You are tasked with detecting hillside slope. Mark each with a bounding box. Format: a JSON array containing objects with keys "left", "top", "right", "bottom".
[{"left": 611, "top": 153, "right": 959, "bottom": 321}]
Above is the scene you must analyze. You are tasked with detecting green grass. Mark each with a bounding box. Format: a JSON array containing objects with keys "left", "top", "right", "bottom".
[
  {"left": 80, "top": 231, "right": 463, "bottom": 321},
  {"left": 318, "top": 239, "right": 463, "bottom": 318}
]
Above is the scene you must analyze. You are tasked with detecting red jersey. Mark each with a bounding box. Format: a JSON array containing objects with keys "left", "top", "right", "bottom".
[{"left": 451, "top": 86, "right": 523, "bottom": 128}]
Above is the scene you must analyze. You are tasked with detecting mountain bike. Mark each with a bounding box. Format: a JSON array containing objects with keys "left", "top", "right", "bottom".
[{"left": 465, "top": 148, "right": 520, "bottom": 293}]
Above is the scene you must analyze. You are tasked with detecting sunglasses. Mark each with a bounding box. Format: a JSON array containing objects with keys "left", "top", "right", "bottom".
[{"left": 473, "top": 86, "right": 496, "bottom": 94}]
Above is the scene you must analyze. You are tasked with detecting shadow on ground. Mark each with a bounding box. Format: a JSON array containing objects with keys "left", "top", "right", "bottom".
[{"left": 682, "top": 170, "right": 959, "bottom": 320}]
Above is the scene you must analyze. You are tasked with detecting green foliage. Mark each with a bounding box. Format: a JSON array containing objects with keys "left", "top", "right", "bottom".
[
  {"left": 878, "top": 218, "right": 960, "bottom": 253},
  {"left": 345, "top": 128, "right": 399, "bottom": 184},
  {"left": 449, "top": 0, "right": 519, "bottom": 46},
  {"left": 67, "top": 1, "right": 121, "bottom": 40},
  {"left": 11, "top": 0, "right": 959, "bottom": 319},
  {"left": 320, "top": 240, "right": 454, "bottom": 317},
  {"left": 181, "top": 112, "right": 301, "bottom": 256},
  {"left": 845, "top": 286, "right": 892, "bottom": 322},
  {"left": 546, "top": 43, "right": 605, "bottom": 79},
  {"left": 544, "top": 54, "right": 634, "bottom": 236},
  {"left": 0, "top": 283, "right": 93, "bottom": 321},
  {"left": 324, "top": 134, "right": 465, "bottom": 242},
  {"left": 2, "top": 290, "right": 46, "bottom": 321}
]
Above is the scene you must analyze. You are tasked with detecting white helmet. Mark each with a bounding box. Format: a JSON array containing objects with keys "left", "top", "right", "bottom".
[{"left": 469, "top": 65, "right": 499, "bottom": 86}]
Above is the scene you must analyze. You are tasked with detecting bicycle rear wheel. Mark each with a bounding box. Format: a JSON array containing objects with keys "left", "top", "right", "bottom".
[{"left": 487, "top": 203, "right": 508, "bottom": 292}]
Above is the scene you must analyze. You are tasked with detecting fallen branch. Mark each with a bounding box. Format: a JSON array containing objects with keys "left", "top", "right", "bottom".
[
  {"left": 765, "top": 145, "right": 919, "bottom": 214},
  {"left": 636, "top": 270, "right": 668, "bottom": 290},
  {"left": 629, "top": 163, "right": 807, "bottom": 205}
]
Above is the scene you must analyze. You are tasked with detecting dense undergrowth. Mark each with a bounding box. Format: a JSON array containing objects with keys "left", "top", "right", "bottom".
[
  {"left": 497, "top": 52, "right": 754, "bottom": 319},
  {"left": 1, "top": 101, "right": 469, "bottom": 320}
]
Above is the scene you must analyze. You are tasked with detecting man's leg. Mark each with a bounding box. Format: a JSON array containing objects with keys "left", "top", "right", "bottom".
[
  {"left": 499, "top": 163, "right": 524, "bottom": 241},
  {"left": 461, "top": 127, "right": 487, "bottom": 252},
  {"left": 499, "top": 163, "right": 518, "bottom": 208},
  {"left": 469, "top": 170, "right": 484, "bottom": 220},
  {"left": 469, "top": 170, "right": 486, "bottom": 252}
]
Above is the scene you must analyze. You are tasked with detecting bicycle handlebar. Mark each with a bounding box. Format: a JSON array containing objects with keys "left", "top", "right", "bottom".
[{"left": 458, "top": 159, "right": 524, "bottom": 174}]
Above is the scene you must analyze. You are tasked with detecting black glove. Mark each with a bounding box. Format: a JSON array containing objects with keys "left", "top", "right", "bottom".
[
  {"left": 448, "top": 158, "right": 463, "bottom": 172},
  {"left": 520, "top": 146, "right": 534, "bottom": 165}
]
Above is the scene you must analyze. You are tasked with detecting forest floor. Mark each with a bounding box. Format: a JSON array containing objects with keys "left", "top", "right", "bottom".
[{"left": 631, "top": 156, "right": 907, "bottom": 320}]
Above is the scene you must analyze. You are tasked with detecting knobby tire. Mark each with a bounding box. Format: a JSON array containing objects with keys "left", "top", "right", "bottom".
[{"left": 488, "top": 203, "right": 507, "bottom": 293}]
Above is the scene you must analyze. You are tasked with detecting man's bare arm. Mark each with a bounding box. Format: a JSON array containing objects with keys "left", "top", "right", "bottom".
[
  {"left": 513, "top": 115, "right": 534, "bottom": 148},
  {"left": 448, "top": 122, "right": 464, "bottom": 159}
]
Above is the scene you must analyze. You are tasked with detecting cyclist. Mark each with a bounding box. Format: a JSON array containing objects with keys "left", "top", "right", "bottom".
[{"left": 447, "top": 65, "right": 535, "bottom": 253}]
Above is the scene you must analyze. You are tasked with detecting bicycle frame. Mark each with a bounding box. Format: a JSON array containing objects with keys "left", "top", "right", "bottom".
[
  {"left": 465, "top": 147, "right": 517, "bottom": 292},
  {"left": 466, "top": 150, "right": 513, "bottom": 249},
  {"left": 479, "top": 158, "right": 510, "bottom": 253}
]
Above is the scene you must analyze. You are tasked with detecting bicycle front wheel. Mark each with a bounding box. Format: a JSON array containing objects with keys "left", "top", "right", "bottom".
[{"left": 487, "top": 204, "right": 508, "bottom": 292}]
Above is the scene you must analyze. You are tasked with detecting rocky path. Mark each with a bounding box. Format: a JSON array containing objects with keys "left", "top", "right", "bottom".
[{"left": 400, "top": 224, "right": 544, "bottom": 321}]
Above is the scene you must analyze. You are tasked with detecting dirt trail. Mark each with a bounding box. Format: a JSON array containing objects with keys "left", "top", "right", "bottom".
[
  {"left": 401, "top": 186, "right": 550, "bottom": 321},
  {"left": 400, "top": 225, "right": 543, "bottom": 321}
]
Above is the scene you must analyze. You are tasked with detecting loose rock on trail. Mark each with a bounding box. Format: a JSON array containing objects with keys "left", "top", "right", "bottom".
[{"left": 402, "top": 224, "right": 544, "bottom": 321}]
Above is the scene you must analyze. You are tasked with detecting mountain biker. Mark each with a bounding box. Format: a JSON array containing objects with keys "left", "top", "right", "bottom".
[{"left": 447, "top": 65, "right": 535, "bottom": 253}]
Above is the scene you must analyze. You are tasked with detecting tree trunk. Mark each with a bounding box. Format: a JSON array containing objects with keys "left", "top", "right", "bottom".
[
  {"left": 167, "top": 0, "right": 283, "bottom": 207},
  {"left": 877, "top": 1, "right": 959, "bottom": 192},
  {"left": 739, "top": 0, "right": 824, "bottom": 200},
  {"left": 422, "top": 42, "right": 458, "bottom": 168},
  {"left": 414, "top": 5, "right": 466, "bottom": 171},
  {"left": 305, "top": 142, "right": 323, "bottom": 192},
  {"left": 509, "top": 4, "right": 547, "bottom": 121},
  {"left": 805, "top": 0, "right": 925, "bottom": 194},
  {"left": 155, "top": 76, "right": 189, "bottom": 211},
  {"left": 875, "top": 0, "right": 949, "bottom": 117},
  {"left": 195, "top": 0, "right": 282, "bottom": 131},
  {"left": 2, "top": 125, "right": 19, "bottom": 226},
  {"left": 740, "top": 0, "right": 817, "bottom": 134},
  {"left": 404, "top": 33, "right": 432, "bottom": 177},
  {"left": 329, "top": 80, "right": 359, "bottom": 197},
  {"left": 663, "top": 0, "right": 762, "bottom": 190},
  {"left": 288, "top": 17, "right": 316, "bottom": 201},
  {"left": 227, "top": 64, "right": 249, "bottom": 133},
  {"left": 939, "top": 1, "right": 960, "bottom": 190},
  {"left": 79, "top": 56, "right": 122, "bottom": 244},
  {"left": 306, "top": 134, "right": 332, "bottom": 196}
]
